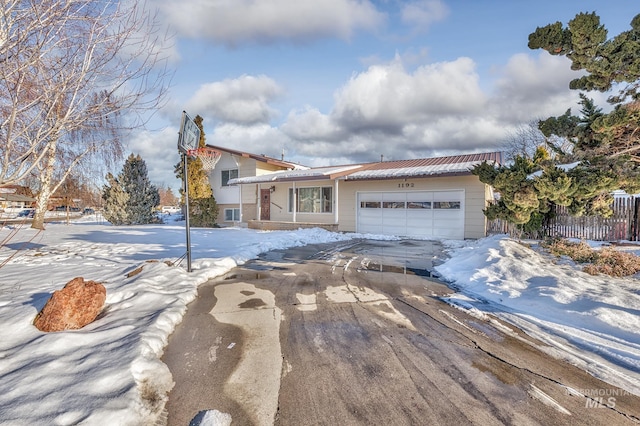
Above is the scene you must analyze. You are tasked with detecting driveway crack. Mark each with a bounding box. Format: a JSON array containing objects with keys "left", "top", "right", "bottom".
[{"left": 396, "top": 297, "right": 640, "bottom": 423}]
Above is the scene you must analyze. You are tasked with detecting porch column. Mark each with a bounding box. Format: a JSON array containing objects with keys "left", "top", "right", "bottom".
[
  {"left": 334, "top": 179, "right": 339, "bottom": 225},
  {"left": 257, "top": 183, "right": 261, "bottom": 220},
  {"left": 292, "top": 182, "right": 297, "bottom": 223},
  {"left": 238, "top": 184, "right": 243, "bottom": 223}
]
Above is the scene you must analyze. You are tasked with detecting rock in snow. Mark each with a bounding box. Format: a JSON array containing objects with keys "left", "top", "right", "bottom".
[{"left": 33, "top": 277, "right": 106, "bottom": 332}]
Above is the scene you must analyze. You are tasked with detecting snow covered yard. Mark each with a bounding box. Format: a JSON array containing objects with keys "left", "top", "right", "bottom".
[
  {"left": 0, "top": 218, "right": 361, "bottom": 425},
  {"left": 435, "top": 235, "right": 640, "bottom": 398},
  {"left": 0, "top": 217, "right": 639, "bottom": 424}
]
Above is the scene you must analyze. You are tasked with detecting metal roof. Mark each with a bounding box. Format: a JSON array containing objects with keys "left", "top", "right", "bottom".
[
  {"left": 344, "top": 152, "right": 502, "bottom": 180},
  {"left": 227, "top": 152, "right": 502, "bottom": 185},
  {"left": 229, "top": 165, "right": 362, "bottom": 185}
]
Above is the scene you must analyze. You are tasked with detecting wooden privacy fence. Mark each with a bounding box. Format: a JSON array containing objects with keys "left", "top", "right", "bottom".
[{"left": 487, "top": 196, "right": 640, "bottom": 241}]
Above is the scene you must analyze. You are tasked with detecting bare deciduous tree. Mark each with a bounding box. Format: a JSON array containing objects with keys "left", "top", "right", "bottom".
[
  {"left": 0, "top": 0, "right": 171, "bottom": 229},
  {"left": 501, "top": 121, "right": 547, "bottom": 163}
]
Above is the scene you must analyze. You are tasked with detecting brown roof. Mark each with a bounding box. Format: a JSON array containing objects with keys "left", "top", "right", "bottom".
[
  {"left": 229, "top": 151, "right": 502, "bottom": 184},
  {"left": 341, "top": 151, "right": 502, "bottom": 180},
  {"left": 358, "top": 152, "right": 502, "bottom": 171},
  {"left": 206, "top": 144, "right": 306, "bottom": 170}
]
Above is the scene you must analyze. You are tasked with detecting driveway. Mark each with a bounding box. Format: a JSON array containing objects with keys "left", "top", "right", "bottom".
[{"left": 162, "top": 239, "right": 640, "bottom": 425}]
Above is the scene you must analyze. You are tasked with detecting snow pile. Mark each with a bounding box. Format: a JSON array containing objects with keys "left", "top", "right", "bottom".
[{"left": 436, "top": 235, "right": 640, "bottom": 396}]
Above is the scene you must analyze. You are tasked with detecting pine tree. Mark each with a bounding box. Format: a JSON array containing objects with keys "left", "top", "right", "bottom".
[
  {"left": 121, "top": 154, "right": 160, "bottom": 224},
  {"left": 102, "top": 154, "right": 159, "bottom": 225},
  {"left": 174, "top": 115, "right": 218, "bottom": 227},
  {"left": 476, "top": 12, "right": 640, "bottom": 232},
  {"left": 102, "top": 173, "right": 129, "bottom": 225}
]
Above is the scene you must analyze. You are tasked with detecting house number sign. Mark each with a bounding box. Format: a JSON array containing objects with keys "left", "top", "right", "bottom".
[{"left": 397, "top": 183, "right": 415, "bottom": 188}]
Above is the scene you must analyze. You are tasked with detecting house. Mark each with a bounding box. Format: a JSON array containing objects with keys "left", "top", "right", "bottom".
[
  {"left": 0, "top": 185, "right": 35, "bottom": 211},
  {"left": 207, "top": 145, "right": 305, "bottom": 225},
  {"left": 208, "top": 146, "right": 501, "bottom": 239}
]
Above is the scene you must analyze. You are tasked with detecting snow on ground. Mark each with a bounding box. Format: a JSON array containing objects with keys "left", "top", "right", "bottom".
[
  {"left": 1, "top": 217, "right": 639, "bottom": 425},
  {"left": 435, "top": 235, "right": 640, "bottom": 397},
  {"left": 0, "top": 216, "right": 394, "bottom": 425}
]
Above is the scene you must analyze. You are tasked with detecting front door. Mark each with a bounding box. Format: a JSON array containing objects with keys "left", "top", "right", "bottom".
[{"left": 260, "top": 189, "right": 271, "bottom": 220}]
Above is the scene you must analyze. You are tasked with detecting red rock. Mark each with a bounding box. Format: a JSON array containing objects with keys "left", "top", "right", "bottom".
[{"left": 33, "top": 277, "right": 106, "bottom": 332}]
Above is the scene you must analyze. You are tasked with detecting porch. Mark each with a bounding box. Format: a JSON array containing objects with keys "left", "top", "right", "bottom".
[{"left": 248, "top": 220, "right": 339, "bottom": 232}]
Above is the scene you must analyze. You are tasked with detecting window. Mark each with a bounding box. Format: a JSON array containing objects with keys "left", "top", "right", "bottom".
[
  {"left": 433, "top": 201, "right": 461, "bottom": 209},
  {"left": 383, "top": 201, "right": 406, "bottom": 209},
  {"left": 408, "top": 202, "right": 431, "bottom": 209},
  {"left": 221, "top": 169, "right": 238, "bottom": 186},
  {"left": 289, "top": 186, "right": 333, "bottom": 213},
  {"left": 360, "top": 201, "right": 381, "bottom": 209},
  {"left": 224, "top": 208, "right": 240, "bottom": 221}
]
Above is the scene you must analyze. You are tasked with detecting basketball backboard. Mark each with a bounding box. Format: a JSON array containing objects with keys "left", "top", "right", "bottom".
[{"left": 177, "top": 111, "right": 200, "bottom": 155}]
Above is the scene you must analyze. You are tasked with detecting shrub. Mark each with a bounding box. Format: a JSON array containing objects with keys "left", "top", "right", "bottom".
[{"left": 542, "top": 238, "right": 640, "bottom": 277}]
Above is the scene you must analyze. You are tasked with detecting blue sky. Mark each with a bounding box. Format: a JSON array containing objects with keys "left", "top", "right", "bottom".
[{"left": 130, "top": 0, "right": 638, "bottom": 189}]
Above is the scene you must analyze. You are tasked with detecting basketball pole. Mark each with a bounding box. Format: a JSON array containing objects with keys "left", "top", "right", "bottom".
[
  {"left": 183, "top": 151, "right": 192, "bottom": 272},
  {"left": 178, "top": 110, "right": 200, "bottom": 273}
]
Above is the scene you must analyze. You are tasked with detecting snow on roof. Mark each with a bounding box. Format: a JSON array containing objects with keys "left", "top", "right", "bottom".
[
  {"left": 344, "top": 152, "right": 501, "bottom": 180},
  {"left": 344, "top": 160, "right": 484, "bottom": 180},
  {"left": 229, "top": 164, "right": 363, "bottom": 185},
  {"left": 228, "top": 152, "right": 501, "bottom": 184}
]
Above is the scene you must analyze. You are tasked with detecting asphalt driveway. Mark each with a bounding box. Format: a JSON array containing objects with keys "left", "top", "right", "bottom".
[{"left": 162, "top": 239, "right": 640, "bottom": 425}]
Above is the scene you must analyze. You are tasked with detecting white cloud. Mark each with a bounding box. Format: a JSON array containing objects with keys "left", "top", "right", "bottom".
[
  {"left": 207, "top": 122, "right": 291, "bottom": 159},
  {"left": 169, "top": 50, "right": 592, "bottom": 168},
  {"left": 331, "top": 56, "right": 486, "bottom": 133},
  {"left": 400, "top": 0, "right": 449, "bottom": 31},
  {"left": 186, "top": 75, "right": 283, "bottom": 125},
  {"left": 281, "top": 107, "right": 345, "bottom": 142},
  {"left": 126, "top": 127, "right": 182, "bottom": 189},
  {"left": 153, "top": 0, "right": 385, "bottom": 44},
  {"left": 491, "top": 53, "right": 582, "bottom": 121}
]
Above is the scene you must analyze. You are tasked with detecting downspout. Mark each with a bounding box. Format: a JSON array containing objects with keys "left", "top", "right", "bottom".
[{"left": 292, "top": 181, "right": 297, "bottom": 223}]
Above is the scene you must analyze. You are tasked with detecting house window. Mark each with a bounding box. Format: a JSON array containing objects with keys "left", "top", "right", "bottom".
[
  {"left": 289, "top": 187, "right": 333, "bottom": 213},
  {"left": 360, "top": 201, "right": 381, "bottom": 208},
  {"left": 383, "top": 201, "right": 406, "bottom": 209},
  {"left": 224, "top": 208, "right": 240, "bottom": 221},
  {"left": 408, "top": 201, "right": 431, "bottom": 209},
  {"left": 433, "top": 201, "right": 461, "bottom": 209},
  {"left": 221, "top": 169, "right": 238, "bottom": 186}
]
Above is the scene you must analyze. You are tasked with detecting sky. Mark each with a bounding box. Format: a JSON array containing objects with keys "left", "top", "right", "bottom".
[
  {"left": 0, "top": 216, "right": 639, "bottom": 423},
  {"left": 124, "top": 0, "right": 638, "bottom": 190}
]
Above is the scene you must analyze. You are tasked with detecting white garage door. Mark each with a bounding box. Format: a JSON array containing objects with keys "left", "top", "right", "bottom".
[{"left": 357, "top": 190, "right": 464, "bottom": 239}]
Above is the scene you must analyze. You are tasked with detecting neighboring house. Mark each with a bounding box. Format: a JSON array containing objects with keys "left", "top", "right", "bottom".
[
  {"left": 0, "top": 185, "right": 35, "bottom": 211},
  {"left": 207, "top": 145, "right": 305, "bottom": 225},
  {"left": 214, "top": 147, "right": 501, "bottom": 239}
]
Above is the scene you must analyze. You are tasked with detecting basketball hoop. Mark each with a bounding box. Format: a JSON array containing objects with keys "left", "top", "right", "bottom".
[{"left": 187, "top": 147, "right": 222, "bottom": 171}]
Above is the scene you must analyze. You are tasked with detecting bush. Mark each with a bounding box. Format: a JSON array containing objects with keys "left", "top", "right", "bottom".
[{"left": 542, "top": 238, "right": 640, "bottom": 277}]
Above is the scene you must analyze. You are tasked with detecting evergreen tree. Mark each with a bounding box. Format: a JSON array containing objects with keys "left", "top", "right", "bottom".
[
  {"left": 174, "top": 115, "right": 218, "bottom": 227},
  {"left": 102, "top": 154, "right": 159, "bottom": 225},
  {"left": 102, "top": 173, "right": 129, "bottom": 225},
  {"left": 529, "top": 12, "right": 640, "bottom": 186},
  {"left": 121, "top": 154, "right": 160, "bottom": 224},
  {"left": 476, "top": 12, "right": 640, "bottom": 231}
]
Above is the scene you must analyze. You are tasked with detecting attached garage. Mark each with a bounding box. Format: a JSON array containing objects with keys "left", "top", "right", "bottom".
[{"left": 357, "top": 190, "right": 465, "bottom": 239}]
